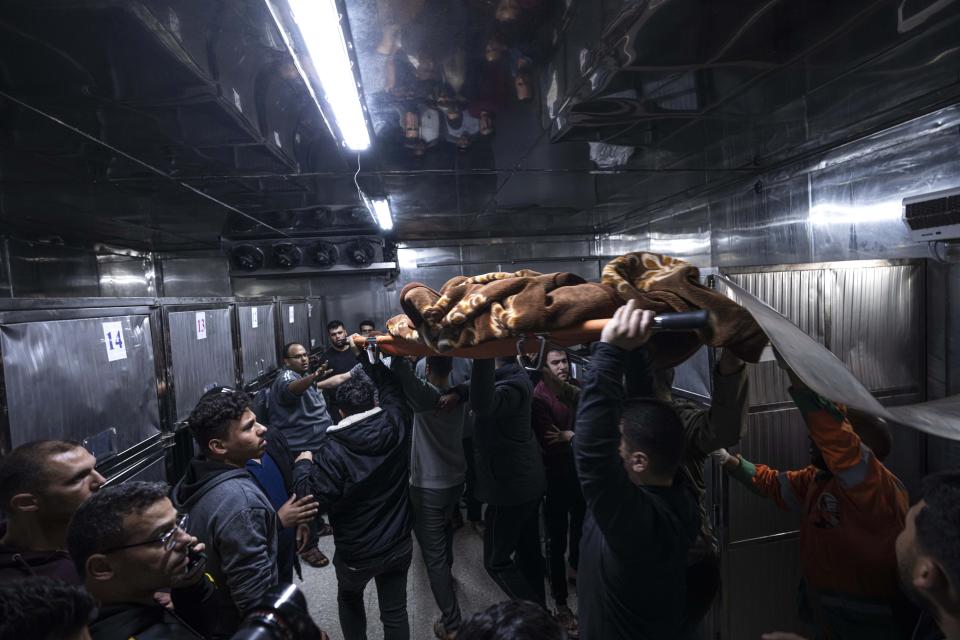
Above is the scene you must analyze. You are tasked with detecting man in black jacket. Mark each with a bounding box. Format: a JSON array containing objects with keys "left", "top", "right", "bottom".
[
  {"left": 574, "top": 300, "right": 700, "bottom": 640},
  {"left": 294, "top": 345, "right": 414, "bottom": 640},
  {"left": 470, "top": 356, "right": 547, "bottom": 607},
  {"left": 67, "top": 481, "right": 210, "bottom": 640}
]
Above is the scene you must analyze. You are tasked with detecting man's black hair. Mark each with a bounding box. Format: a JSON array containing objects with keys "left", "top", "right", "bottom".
[
  {"left": 359, "top": 319, "right": 375, "bottom": 329},
  {"left": 0, "top": 577, "right": 94, "bottom": 640},
  {"left": 282, "top": 342, "right": 304, "bottom": 359},
  {"left": 335, "top": 373, "right": 376, "bottom": 415},
  {"left": 457, "top": 600, "right": 564, "bottom": 640},
  {"left": 915, "top": 471, "right": 960, "bottom": 591},
  {"left": 187, "top": 387, "right": 252, "bottom": 451},
  {"left": 327, "top": 320, "right": 345, "bottom": 332},
  {"left": 66, "top": 481, "right": 170, "bottom": 577},
  {"left": 0, "top": 440, "right": 84, "bottom": 513},
  {"left": 621, "top": 398, "right": 685, "bottom": 478},
  {"left": 425, "top": 355, "right": 454, "bottom": 378}
]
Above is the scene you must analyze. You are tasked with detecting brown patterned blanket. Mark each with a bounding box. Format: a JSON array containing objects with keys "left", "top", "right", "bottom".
[{"left": 387, "top": 252, "right": 767, "bottom": 367}]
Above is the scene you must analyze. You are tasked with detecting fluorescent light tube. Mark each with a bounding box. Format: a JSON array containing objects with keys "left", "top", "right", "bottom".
[
  {"left": 370, "top": 198, "right": 393, "bottom": 231},
  {"left": 268, "top": 0, "right": 371, "bottom": 151}
]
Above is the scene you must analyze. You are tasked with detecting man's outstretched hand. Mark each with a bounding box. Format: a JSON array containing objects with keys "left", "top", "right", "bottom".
[{"left": 600, "top": 299, "right": 655, "bottom": 351}]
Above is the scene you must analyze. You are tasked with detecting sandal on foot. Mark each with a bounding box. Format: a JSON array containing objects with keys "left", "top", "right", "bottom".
[{"left": 299, "top": 547, "right": 330, "bottom": 568}]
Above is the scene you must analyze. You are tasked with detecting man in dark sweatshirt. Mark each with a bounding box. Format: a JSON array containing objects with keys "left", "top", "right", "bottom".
[
  {"left": 171, "top": 388, "right": 279, "bottom": 639},
  {"left": 574, "top": 300, "right": 700, "bottom": 640},
  {"left": 0, "top": 439, "right": 105, "bottom": 584},
  {"left": 294, "top": 344, "right": 414, "bottom": 640},
  {"left": 67, "top": 481, "right": 210, "bottom": 640},
  {"left": 470, "top": 355, "right": 547, "bottom": 607}
]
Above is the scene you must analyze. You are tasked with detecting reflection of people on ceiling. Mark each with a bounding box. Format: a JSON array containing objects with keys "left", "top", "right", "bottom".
[
  {"left": 368, "top": 0, "right": 561, "bottom": 156},
  {"left": 374, "top": 0, "right": 426, "bottom": 55}
]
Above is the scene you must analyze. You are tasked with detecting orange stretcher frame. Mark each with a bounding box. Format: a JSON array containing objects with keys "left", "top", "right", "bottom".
[{"left": 350, "top": 319, "right": 610, "bottom": 359}]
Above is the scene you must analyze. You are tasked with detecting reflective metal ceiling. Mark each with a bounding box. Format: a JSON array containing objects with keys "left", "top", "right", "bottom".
[{"left": 0, "top": 0, "right": 958, "bottom": 250}]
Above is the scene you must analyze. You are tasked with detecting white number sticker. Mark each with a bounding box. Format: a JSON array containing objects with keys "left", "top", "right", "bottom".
[
  {"left": 102, "top": 321, "right": 127, "bottom": 361},
  {"left": 251, "top": 307, "right": 259, "bottom": 329},
  {"left": 196, "top": 312, "right": 207, "bottom": 340},
  {"left": 288, "top": 306, "right": 295, "bottom": 324}
]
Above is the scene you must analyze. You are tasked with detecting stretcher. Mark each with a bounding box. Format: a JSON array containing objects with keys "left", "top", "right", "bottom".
[{"left": 350, "top": 310, "right": 712, "bottom": 368}]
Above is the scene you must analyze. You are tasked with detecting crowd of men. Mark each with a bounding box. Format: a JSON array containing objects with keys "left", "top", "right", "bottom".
[{"left": 1, "top": 302, "right": 959, "bottom": 640}]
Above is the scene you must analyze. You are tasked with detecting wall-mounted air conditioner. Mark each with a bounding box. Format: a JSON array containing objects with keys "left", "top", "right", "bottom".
[{"left": 903, "top": 187, "right": 960, "bottom": 241}]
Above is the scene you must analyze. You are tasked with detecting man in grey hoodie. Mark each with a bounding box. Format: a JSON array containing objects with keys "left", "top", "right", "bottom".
[{"left": 171, "top": 387, "right": 278, "bottom": 639}]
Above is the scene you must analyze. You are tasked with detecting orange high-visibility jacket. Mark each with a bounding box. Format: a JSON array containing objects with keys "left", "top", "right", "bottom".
[{"left": 731, "top": 388, "right": 909, "bottom": 600}]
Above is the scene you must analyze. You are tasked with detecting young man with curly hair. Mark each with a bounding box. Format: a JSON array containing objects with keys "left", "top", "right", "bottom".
[{"left": 170, "top": 388, "right": 281, "bottom": 639}]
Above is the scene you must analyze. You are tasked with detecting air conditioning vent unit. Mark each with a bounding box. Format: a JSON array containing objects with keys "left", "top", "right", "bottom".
[
  {"left": 345, "top": 238, "right": 377, "bottom": 266},
  {"left": 903, "top": 187, "right": 960, "bottom": 241},
  {"left": 231, "top": 245, "right": 265, "bottom": 271},
  {"left": 272, "top": 243, "right": 303, "bottom": 269},
  {"left": 311, "top": 242, "right": 340, "bottom": 267}
]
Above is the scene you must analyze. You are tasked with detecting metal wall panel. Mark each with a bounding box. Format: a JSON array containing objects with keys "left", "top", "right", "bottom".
[
  {"left": 97, "top": 254, "right": 156, "bottom": 297},
  {"left": 279, "top": 301, "right": 310, "bottom": 352},
  {"left": 724, "top": 537, "right": 805, "bottom": 639},
  {"left": 306, "top": 299, "right": 325, "bottom": 351},
  {"left": 598, "top": 104, "right": 960, "bottom": 269},
  {"left": 168, "top": 308, "right": 236, "bottom": 420},
  {"left": 7, "top": 240, "right": 100, "bottom": 297},
  {"left": 313, "top": 275, "right": 396, "bottom": 336},
  {"left": 926, "top": 262, "right": 960, "bottom": 471},
  {"left": 160, "top": 256, "right": 232, "bottom": 297},
  {"left": 829, "top": 265, "right": 922, "bottom": 394},
  {"left": 727, "top": 408, "right": 809, "bottom": 543},
  {"left": 0, "top": 240, "right": 11, "bottom": 297},
  {"left": 1, "top": 314, "right": 160, "bottom": 450},
  {"left": 238, "top": 303, "right": 278, "bottom": 384},
  {"left": 723, "top": 271, "right": 827, "bottom": 408}
]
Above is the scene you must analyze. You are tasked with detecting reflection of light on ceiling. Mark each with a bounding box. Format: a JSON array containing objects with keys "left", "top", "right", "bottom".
[
  {"left": 648, "top": 234, "right": 710, "bottom": 256},
  {"left": 808, "top": 200, "right": 902, "bottom": 225}
]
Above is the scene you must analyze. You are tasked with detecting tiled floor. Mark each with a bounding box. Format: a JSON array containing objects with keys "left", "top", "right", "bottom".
[{"left": 296, "top": 520, "right": 578, "bottom": 640}]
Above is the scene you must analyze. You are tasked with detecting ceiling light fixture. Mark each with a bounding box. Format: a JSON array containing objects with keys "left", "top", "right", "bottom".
[
  {"left": 369, "top": 198, "right": 394, "bottom": 231},
  {"left": 266, "top": 0, "right": 371, "bottom": 151}
]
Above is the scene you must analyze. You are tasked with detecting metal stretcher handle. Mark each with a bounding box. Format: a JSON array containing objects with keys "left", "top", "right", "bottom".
[{"left": 651, "top": 309, "right": 711, "bottom": 332}]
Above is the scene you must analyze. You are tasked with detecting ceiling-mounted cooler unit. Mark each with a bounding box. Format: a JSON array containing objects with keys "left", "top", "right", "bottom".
[
  {"left": 225, "top": 236, "right": 396, "bottom": 276},
  {"left": 903, "top": 187, "right": 960, "bottom": 241}
]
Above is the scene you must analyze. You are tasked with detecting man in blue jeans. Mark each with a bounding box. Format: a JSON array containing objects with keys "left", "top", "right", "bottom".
[{"left": 392, "top": 355, "right": 470, "bottom": 639}]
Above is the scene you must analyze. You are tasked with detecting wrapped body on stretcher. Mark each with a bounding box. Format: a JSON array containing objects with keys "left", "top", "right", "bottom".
[{"left": 356, "top": 251, "right": 768, "bottom": 366}]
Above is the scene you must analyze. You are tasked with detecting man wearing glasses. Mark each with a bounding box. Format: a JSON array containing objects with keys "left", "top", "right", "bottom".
[
  {"left": 269, "top": 342, "right": 345, "bottom": 569},
  {"left": 67, "top": 481, "right": 210, "bottom": 639}
]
